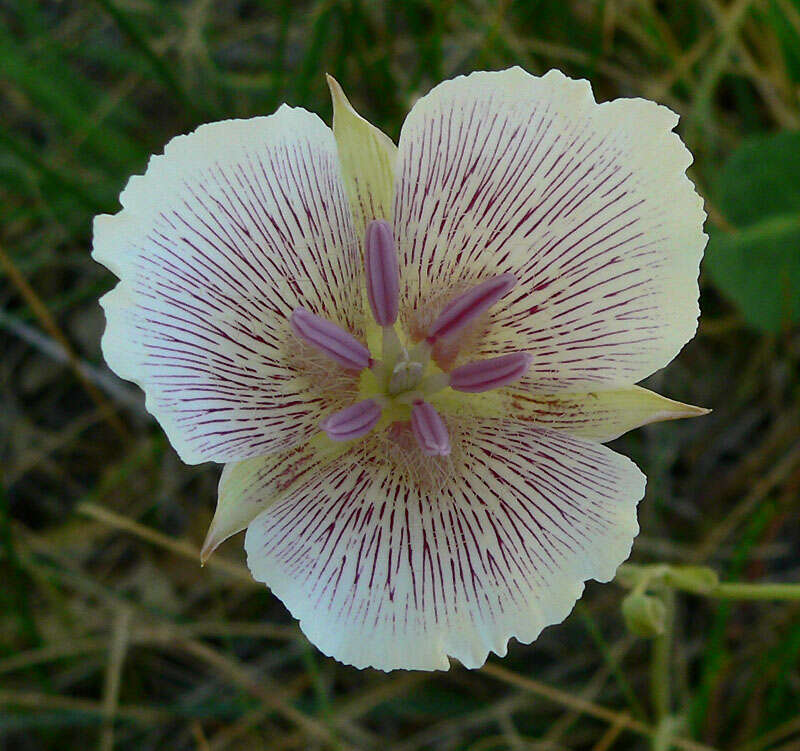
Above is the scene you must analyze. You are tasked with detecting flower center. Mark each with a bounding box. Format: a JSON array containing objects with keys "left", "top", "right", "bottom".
[
  {"left": 387, "top": 358, "right": 423, "bottom": 396},
  {"left": 290, "top": 220, "right": 532, "bottom": 456}
]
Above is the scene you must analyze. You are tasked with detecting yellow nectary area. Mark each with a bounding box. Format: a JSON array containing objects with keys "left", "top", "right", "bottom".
[{"left": 356, "top": 340, "right": 510, "bottom": 432}]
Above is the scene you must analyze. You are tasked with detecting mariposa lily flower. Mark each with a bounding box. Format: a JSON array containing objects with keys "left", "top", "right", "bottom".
[{"left": 94, "top": 68, "right": 708, "bottom": 671}]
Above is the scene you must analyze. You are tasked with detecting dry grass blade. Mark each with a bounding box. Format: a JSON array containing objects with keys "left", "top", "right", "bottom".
[
  {"left": 480, "top": 663, "right": 718, "bottom": 751},
  {"left": 0, "top": 242, "right": 130, "bottom": 440},
  {"left": 99, "top": 606, "right": 132, "bottom": 751},
  {"left": 175, "top": 637, "right": 352, "bottom": 751},
  {"left": 75, "top": 501, "right": 255, "bottom": 585},
  {"left": 0, "top": 622, "right": 300, "bottom": 676},
  {"left": 694, "top": 441, "right": 800, "bottom": 561},
  {"left": 0, "top": 690, "right": 169, "bottom": 724},
  {"left": 591, "top": 716, "right": 627, "bottom": 751}
]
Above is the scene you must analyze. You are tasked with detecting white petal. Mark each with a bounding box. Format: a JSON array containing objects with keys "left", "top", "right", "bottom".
[
  {"left": 94, "top": 107, "right": 363, "bottom": 464},
  {"left": 202, "top": 439, "right": 342, "bottom": 562},
  {"left": 394, "top": 68, "right": 706, "bottom": 388},
  {"left": 327, "top": 75, "right": 397, "bottom": 241},
  {"left": 245, "top": 421, "right": 644, "bottom": 671},
  {"left": 495, "top": 385, "right": 708, "bottom": 442}
]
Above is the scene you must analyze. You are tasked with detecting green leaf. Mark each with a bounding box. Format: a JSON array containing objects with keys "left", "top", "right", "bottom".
[
  {"left": 715, "top": 131, "right": 800, "bottom": 226},
  {"left": 706, "top": 217, "right": 800, "bottom": 331},
  {"left": 705, "top": 131, "right": 800, "bottom": 332}
]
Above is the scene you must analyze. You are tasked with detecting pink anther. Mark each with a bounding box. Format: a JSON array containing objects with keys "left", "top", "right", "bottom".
[
  {"left": 426, "top": 273, "right": 517, "bottom": 343},
  {"left": 449, "top": 352, "right": 533, "bottom": 393},
  {"left": 320, "top": 399, "right": 383, "bottom": 441},
  {"left": 411, "top": 401, "right": 451, "bottom": 456},
  {"left": 290, "top": 307, "right": 371, "bottom": 371},
  {"left": 365, "top": 220, "right": 400, "bottom": 327}
]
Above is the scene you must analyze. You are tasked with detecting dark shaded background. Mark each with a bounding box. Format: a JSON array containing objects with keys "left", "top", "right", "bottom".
[{"left": 1, "top": 1, "right": 799, "bottom": 750}]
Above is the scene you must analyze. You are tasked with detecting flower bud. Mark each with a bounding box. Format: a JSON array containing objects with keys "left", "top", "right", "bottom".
[
  {"left": 622, "top": 592, "right": 667, "bottom": 638},
  {"left": 615, "top": 563, "right": 651, "bottom": 589}
]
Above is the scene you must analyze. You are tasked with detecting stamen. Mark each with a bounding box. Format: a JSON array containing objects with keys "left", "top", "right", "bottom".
[
  {"left": 365, "top": 220, "right": 400, "bottom": 327},
  {"left": 426, "top": 273, "right": 517, "bottom": 343},
  {"left": 290, "top": 307, "right": 371, "bottom": 371},
  {"left": 320, "top": 399, "right": 382, "bottom": 441},
  {"left": 411, "top": 401, "right": 451, "bottom": 456},
  {"left": 449, "top": 352, "right": 533, "bottom": 393}
]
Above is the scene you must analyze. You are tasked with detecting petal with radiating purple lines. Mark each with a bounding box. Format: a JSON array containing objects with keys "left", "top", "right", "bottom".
[
  {"left": 245, "top": 420, "right": 644, "bottom": 671},
  {"left": 290, "top": 307, "right": 371, "bottom": 371},
  {"left": 95, "top": 70, "right": 708, "bottom": 675},
  {"left": 395, "top": 68, "right": 706, "bottom": 389},
  {"left": 94, "top": 107, "right": 363, "bottom": 464},
  {"left": 410, "top": 401, "right": 451, "bottom": 456},
  {"left": 450, "top": 352, "right": 533, "bottom": 393},
  {"left": 320, "top": 399, "right": 383, "bottom": 442},
  {"left": 426, "top": 273, "right": 517, "bottom": 343},
  {"left": 364, "top": 219, "right": 400, "bottom": 326}
]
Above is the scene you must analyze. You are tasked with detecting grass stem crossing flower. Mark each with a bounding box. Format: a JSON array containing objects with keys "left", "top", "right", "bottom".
[{"left": 94, "top": 68, "right": 708, "bottom": 671}]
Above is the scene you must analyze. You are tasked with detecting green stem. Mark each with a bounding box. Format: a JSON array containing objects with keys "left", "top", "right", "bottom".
[
  {"left": 651, "top": 589, "right": 674, "bottom": 724},
  {"left": 709, "top": 583, "right": 800, "bottom": 600},
  {"left": 618, "top": 565, "right": 800, "bottom": 601}
]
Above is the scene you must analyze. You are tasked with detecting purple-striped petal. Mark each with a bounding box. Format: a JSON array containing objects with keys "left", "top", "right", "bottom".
[
  {"left": 364, "top": 219, "right": 400, "bottom": 326},
  {"left": 449, "top": 352, "right": 533, "bottom": 393},
  {"left": 244, "top": 421, "right": 644, "bottom": 671},
  {"left": 290, "top": 307, "right": 371, "bottom": 371},
  {"left": 394, "top": 68, "right": 706, "bottom": 389},
  {"left": 93, "top": 108, "right": 363, "bottom": 464},
  {"left": 410, "top": 401, "right": 451, "bottom": 456},
  {"left": 320, "top": 399, "right": 382, "bottom": 441},
  {"left": 426, "top": 273, "right": 517, "bottom": 343}
]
